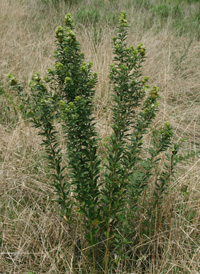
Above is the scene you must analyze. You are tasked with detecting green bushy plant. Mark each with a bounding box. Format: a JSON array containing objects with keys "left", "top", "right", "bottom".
[
  {"left": 8, "top": 12, "right": 180, "bottom": 273},
  {"left": 0, "top": 80, "right": 19, "bottom": 127}
]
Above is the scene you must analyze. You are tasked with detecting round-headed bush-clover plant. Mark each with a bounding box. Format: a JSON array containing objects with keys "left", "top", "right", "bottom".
[{"left": 8, "top": 11, "right": 179, "bottom": 274}]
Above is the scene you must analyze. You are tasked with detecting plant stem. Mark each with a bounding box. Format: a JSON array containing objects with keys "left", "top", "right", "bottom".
[{"left": 104, "top": 225, "right": 110, "bottom": 274}]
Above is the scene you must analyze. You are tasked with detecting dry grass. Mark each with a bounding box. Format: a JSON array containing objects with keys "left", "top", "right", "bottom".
[{"left": 0, "top": 0, "right": 200, "bottom": 273}]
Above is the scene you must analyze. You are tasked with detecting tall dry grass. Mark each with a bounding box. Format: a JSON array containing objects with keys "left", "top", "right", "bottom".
[{"left": 0, "top": 0, "right": 200, "bottom": 273}]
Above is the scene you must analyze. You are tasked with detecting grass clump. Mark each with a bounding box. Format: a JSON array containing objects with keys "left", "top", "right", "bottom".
[
  {"left": 8, "top": 11, "right": 182, "bottom": 273},
  {"left": 41, "top": 0, "right": 82, "bottom": 7}
]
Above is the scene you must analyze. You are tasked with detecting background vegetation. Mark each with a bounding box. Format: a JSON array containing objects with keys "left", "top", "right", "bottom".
[{"left": 0, "top": 0, "right": 200, "bottom": 273}]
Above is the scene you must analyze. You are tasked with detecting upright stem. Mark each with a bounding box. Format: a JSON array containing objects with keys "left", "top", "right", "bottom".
[
  {"left": 104, "top": 225, "right": 110, "bottom": 274},
  {"left": 92, "top": 243, "right": 96, "bottom": 274},
  {"left": 103, "top": 203, "right": 111, "bottom": 274},
  {"left": 79, "top": 211, "right": 84, "bottom": 268}
]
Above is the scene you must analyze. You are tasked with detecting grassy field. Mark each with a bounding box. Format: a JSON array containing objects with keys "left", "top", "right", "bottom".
[{"left": 0, "top": 0, "right": 200, "bottom": 273}]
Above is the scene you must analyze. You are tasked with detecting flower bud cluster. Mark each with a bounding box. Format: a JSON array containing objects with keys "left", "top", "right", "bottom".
[
  {"left": 142, "top": 76, "right": 149, "bottom": 84},
  {"left": 47, "top": 68, "right": 53, "bottom": 75},
  {"left": 137, "top": 43, "right": 146, "bottom": 57},
  {"left": 120, "top": 11, "right": 128, "bottom": 27},
  {"left": 56, "top": 26, "right": 64, "bottom": 43},
  {"left": 54, "top": 62, "right": 64, "bottom": 71},
  {"left": 32, "top": 72, "right": 41, "bottom": 82},
  {"left": 68, "top": 102, "right": 75, "bottom": 110},
  {"left": 44, "top": 76, "right": 50, "bottom": 83},
  {"left": 66, "top": 27, "right": 76, "bottom": 44},
  {"left": 143, "top": 86, "right": 159, "bottom": 118},
  {"left": 150, "top": 86, "right": 159, "bottom": 100},
  {"left": 60, "top": 97, "right": 83, "bottom": 122},
  {"left": 64, "top": 77, "right": 73, "bottom": 85},
  {"left": 64, "top": 13, "right": 74, "bottom": 28},
  {"left": 161, "top": 121, "right": 173, "bottom": 137},
  {"left": 8, "top": 73, "right": 17, "bottom": 86},
  {"left": 29, "top": 73, "right": 47, "bottom": 93}
]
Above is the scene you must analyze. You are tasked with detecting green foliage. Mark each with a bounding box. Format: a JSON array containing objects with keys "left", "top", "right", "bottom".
[
  {"left": 39, "top": 0, "right": 200, "bottom": 39},
  {"left": 41, "top": 0, "right": 82, "bottom": 7},
  {"left": 152, "top": 3, "right": 170, "bottom": 18},
  {"left": 131, "top": 0, "right": 200, "bottom": 39},
  {"left": 75, "top": 7, "right": 100, "bottom": 27},
  {"left": 9, "top": 12, "right": 180, "bottom": 273},
  {"left": 0, "top": 79, "right": 19, "bottom": 127}
]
